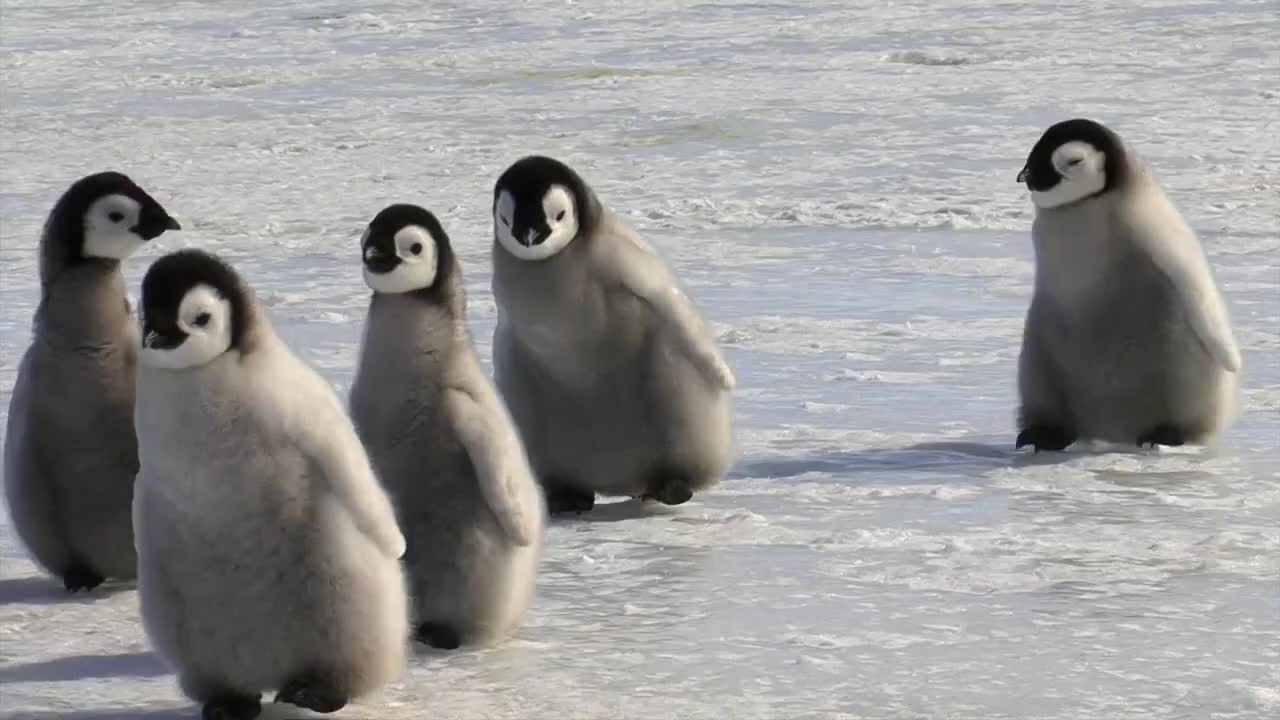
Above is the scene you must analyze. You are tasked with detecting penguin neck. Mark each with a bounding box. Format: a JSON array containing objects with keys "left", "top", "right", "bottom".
[
  {"left": 578, "top": 187, "right": 604, "bottom": 231},
  {"left": 234, "top": 308, "right": 267, "bottom": 360},
  {"left": 1031, "top": 196, "right": 1130, "bottom": 304},
  {"left": 370, "top": 256, "right": 467, "bottom": 329},
  {"left": 412, "top": 282, "right": 465, "bottom": 318},
  {"left": 40, "top": 252, "right": 123, "bottom": 292},
  {"left": 35, "top": 260, "right": 133, "bottom": 351},
  {"left": 366, "top": 291, "right": 467, "bottom": 365}
]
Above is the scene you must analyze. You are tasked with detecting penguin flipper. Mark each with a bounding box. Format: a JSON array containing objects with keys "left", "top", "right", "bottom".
[
  {"left": 1124, "top": 186, "right": 1242, "bottom": 373},
  {"left": 606, "top": 230, "right": 736, "bottom": 390},
  {"left": 444, "top": 385, "right": 541, "bottom": 547},
  {"left": 3, "top": 355, "right": 77, "bottom": 579},
  {"left": 287, "top": 363, "right": 406, "bottom": 559}
]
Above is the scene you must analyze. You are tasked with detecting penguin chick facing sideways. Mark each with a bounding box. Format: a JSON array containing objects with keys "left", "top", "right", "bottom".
[
  {"left": 349, "top": 204, "right": 545, "bottom": 650},
  {"left": 4, "top": 171, "right": 180, "bottom": 592},
  {"left": 132, "top": 249, "right": 409, "bottom": 720},
  {"left": 490, "top": 156, "right": 735, "bottom": 515},
  {"left": 1015, "top": 118, "right": 1241, "bottom": 452}
]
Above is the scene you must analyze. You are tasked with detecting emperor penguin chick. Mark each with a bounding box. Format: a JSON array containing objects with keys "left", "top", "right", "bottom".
[
  {"left": 490, "top": 156, "right": 735, "bottom": 514},
  {"left": 1016, "top": 118, "right": 1241, "bottom": 451},
  {"left": 4, "top": 171, "right": 180, "bottom": 591},
  {"left": 349, "top": 204, "right": 544, "bottom": 650},
  {"left": 133, "top": 250, "right": 408, "bottom": 720}
]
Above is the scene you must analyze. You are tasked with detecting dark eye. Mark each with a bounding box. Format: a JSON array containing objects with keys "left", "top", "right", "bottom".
[
  {"left": 1067, "top": 158, "right": 1083, "bottom": 166},
  {"left": 500, "top": 217, "right": 510, "bottom": 228},
  {"left": 108, "top": 211, "right": 125, "bottom": 223},
  {"left": 555, "top": 210, "right": 566, "bottom": 222},
  {"left": 410, "top": 242, "right": 423, "bottom": 255},
  {"left": 193, "top": 312, "right": 211, "bottom": 327}
]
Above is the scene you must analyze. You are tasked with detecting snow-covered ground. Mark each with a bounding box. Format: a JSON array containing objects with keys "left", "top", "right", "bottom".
[{"left": 1, "top": 1, "right": 1277, "bottom": 718}]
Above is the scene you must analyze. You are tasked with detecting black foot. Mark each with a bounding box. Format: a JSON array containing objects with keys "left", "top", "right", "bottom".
[
  {"left": 1138, "top": 424, "right": 1185, "bottom": 448},
  {"left": 1015, "top": 424, "right": 1076, "bottom": 452},
  {"left": 62, "top": 562, "right": 105, "bottom": 593},
  {"left": 202, "top": 695, "right": 261, "bottom": 720},
  {"left": 416, "top": 621, "right": 462, "bottom": 650},
  {"left": 275, "top": 674, "right": 347, "bottom": 714},
  {"left": 544, "top": 484, "right": 595, "bottom": 515},
  {"left": 641, "top": 473, "right": 694, "bottom": 506}
]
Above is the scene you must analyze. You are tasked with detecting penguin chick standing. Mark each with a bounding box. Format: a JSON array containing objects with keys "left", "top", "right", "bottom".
[
  {"left": 4, "top": 171, "right": 180, "bottom": 591},
  {"left": 1016, "top": 118, "right": 1241, "bottom": 451},
  {"left": 490, "top": 156, "right": 735, "bottom": 514},
  {"left": 349, "top": 204, "right": 544, "bottom": 650},
  {"left": 133, "top": 250, "right": 408, "bottom": 720}
]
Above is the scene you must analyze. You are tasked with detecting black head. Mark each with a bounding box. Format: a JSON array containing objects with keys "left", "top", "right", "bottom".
[
  {"left": 42, "top": 171, "right": 180, "bottom": 279},
  {"left": 492, "top": 155, "right": 599, "bottom": 261},
  {"left": 360, "top": 203, "right": 455, "bottom": 299},
  {"left": 139, "top": 249, "right": 252, "bottom": 369},
  {"left": 1017, "top": 119, "right": 1128, "bottom": 209}
]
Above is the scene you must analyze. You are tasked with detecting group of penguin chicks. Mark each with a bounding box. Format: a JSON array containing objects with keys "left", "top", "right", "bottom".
[
  {"left": 3, "top": 118, "right": 1241, "bottom": 720},
  {"left": 5, "top": 154, "right": 734, "bottom": 720}
]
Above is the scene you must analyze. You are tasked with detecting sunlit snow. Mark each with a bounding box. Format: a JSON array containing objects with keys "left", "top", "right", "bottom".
[{"left": 1, "top": 2, "right": 1277, "bottom": 719}]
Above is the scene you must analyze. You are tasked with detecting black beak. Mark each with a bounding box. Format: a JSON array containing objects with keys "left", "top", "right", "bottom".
[
  {"left": 363, "top": 245, "right": 398, "bottom": 274},
  {"left": 133, "top": 210, "right": 181, "bottom": 241},
  {"left": 523, "top": 228, "right": 550, "bottom": 247},
  {"left": 143, "top": 329, "right": 184, "bottom": 350},
  {"left": 1017, "top": 166, "right": 1029, "bottom": 184},
  {"left": 365, "top": 256, "right": 398, "bottom": 274}
]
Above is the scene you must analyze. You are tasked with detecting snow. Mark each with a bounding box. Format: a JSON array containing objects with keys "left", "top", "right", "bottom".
[{"left": 1, "top": 1, "right": 1278, "bottom": 719}]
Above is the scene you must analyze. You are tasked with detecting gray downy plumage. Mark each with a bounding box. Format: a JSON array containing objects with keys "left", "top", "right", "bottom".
[
  {"left": 4, "top": 171, "right": 180, "bottom": 591},
  {"left": 132, "top": 249, "right": 408, "bottom": 720},
  {"left": 349, "top": 204, "right": 544, "bottom": 650},
  {"left": 490, "top": 156, "right": 735, "bottom": 514},
  {"left": 1015, "top": 119, "right": 1241, "bottom": 451}
]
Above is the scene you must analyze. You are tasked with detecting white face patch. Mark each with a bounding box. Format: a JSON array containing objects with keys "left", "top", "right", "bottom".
[
  {"left": 494, "top": 191, "right": 517, "bottom": 249},
  {"left": 362, "top": 225, "right": 439, "bottom": 294},
  {"left": 140, "top": 284, "right": 233, "bottom": 370},
  {"left": 1030, "top": 141, "right": 1108, "bottom": 209},
  {"left": 83, "top": 194, "right": 146, "bottom": 259},
  {"left": 494, "top": 185, "right": 579, "bottom": 261}
]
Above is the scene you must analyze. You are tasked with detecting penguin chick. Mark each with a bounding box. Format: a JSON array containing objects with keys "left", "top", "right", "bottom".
[
  {"left": 1016, "top": 118, "right": 1241, "bottom": 451},
  {"left": 132, "top": 249, "right": 408, "bottom": 720},
  {"left": 350, "top": 204, "right": 544, "bottom": 650},
  {"left": 4, "top": 171, "right": 180, "bottom": 592},
  {"left": 490, "top": 155, "right": 734, "bottom": 514}
]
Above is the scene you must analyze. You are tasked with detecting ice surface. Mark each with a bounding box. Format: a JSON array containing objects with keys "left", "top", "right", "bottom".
[{"left": 1, "top": 1, "right": 1278, "bottom": 719}]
